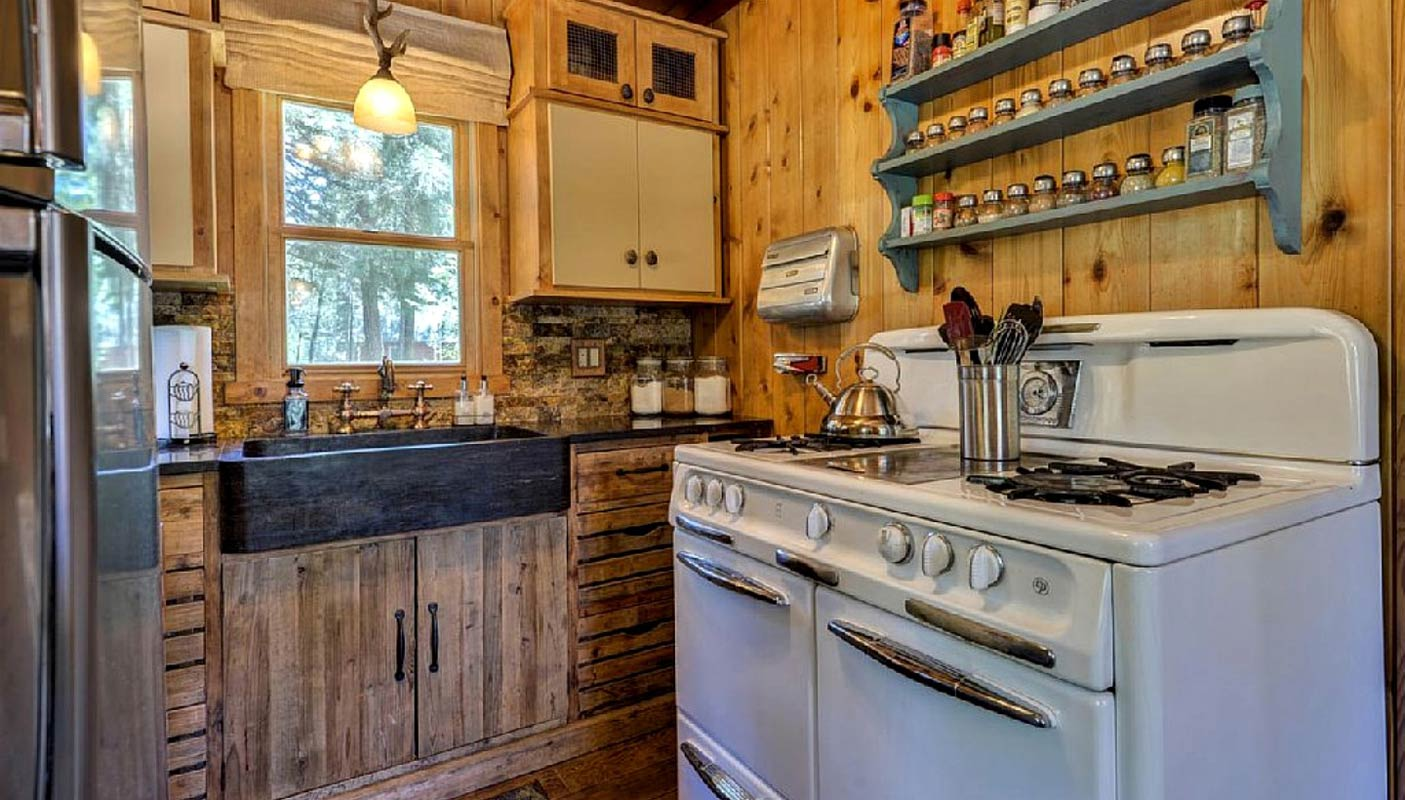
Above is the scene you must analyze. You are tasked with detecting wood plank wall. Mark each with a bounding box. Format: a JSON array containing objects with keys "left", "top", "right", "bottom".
[{"left": 694, "top": 0, "right": 1401, "bottom": 791}]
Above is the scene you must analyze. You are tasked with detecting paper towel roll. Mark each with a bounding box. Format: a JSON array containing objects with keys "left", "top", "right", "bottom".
[{"left": 153, "top": 325, "right": 215, "bottom": 443}]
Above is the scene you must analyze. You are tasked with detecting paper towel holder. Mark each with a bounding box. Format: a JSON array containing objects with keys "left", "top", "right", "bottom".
[{"left": 164, "top": 360, "right": 215, "bottom": 445}]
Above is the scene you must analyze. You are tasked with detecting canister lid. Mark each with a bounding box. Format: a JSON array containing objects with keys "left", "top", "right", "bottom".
[
  {"left": 1007, "top": 183, "right": 1030, "bottom": 198},
  {"left": 1033, "top": 174, "right": 1058, "bottom": 192},
  {"left": 957, "top": 194, "right": 979, "bottom": 208},
  {"left": 1061, "top": 169, "right": 1088, "bottom": 186},
  {"left": 1125, "top": 153, "right": 1154, "bottom": 174},
  {"left": 1092, "top": 161, "right": 1120, "bottom": 180},
  {"left": 1049, "top": 78, "right": 1074, "bottom": 96},
  {"left": 1020, "top": 87, "right": 1044, "bottom": 106},
  {"left": 981, "top": 189, "right": 1004, "bottom": 203}
]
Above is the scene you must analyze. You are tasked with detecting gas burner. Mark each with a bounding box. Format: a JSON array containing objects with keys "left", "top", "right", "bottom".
[
  {"left": 970, "top": 457, "right": 1261, "bottom": 506},
  {"left": 732, "top": 434, "right": 921, "bottom": 455}
]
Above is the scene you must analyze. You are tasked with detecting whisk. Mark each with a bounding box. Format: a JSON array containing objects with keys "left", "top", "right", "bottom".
[{"left": 988, "top": 317, "right": 1030, "bottom": 365}]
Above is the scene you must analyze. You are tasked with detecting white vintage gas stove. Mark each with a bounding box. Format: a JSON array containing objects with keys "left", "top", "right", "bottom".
[{"left": 669, "top": 309, "right": 1386, "bottom": 800}]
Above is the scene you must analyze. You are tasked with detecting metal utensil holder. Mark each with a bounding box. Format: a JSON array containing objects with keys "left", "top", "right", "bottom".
[{"left": 959, "top": 363, "right": 1020, "bottom": 472}]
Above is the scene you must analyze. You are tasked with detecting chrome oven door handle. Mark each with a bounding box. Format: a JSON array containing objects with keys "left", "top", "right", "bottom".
[
  {"left": 827, "top": 620, "right": 1054, "bottom": 729},
  {"left": 904, "top": 597, "right": 1056, "bottom": 669},
  {"left": 677, "top": 551, "right": 789, "bottom": 607},
  {"left": 675, "top": 514, "right": 735, "bottom": 546},
  {"left": 774, "top": 548, "right": 840, "bottom": 587},
  {"left": 681, "top": 741, "right": 757, "bottom": 800}
]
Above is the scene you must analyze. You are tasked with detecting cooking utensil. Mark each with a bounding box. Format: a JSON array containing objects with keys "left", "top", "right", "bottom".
[
  {"left": 990, "top": 317, "right": 1030, "bottom": 364},
  {"left": 807, "top": 342, "right": 916, "bottom": 440},
  {"left": 951, "top": 286, "right": 996, "bottom": 337}
]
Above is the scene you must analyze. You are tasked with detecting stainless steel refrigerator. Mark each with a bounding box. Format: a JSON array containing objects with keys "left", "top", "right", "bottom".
[{"left": 1, "top": 1, "right": 166, "bottom": 798}]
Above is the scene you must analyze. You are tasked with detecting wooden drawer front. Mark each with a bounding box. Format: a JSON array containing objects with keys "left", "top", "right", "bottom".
[
  {"left": 575, "top": 444, "right": 678, "bottom": 511},
  {"left": 158, "top": 481, "right": 213, "bottom": 800},
  {"left": 160, "top": 487, "right": 205, "bottom": 569}
]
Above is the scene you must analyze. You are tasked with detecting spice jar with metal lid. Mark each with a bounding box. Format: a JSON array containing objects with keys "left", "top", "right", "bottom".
[
  {"left": 911, "top": 193, "right": 935, "bottom": 235},
  {"left": 1027, "top": 0, "right": 1058, "bottom": 24},
  {"left": 1109, "top": 54, "right": 1139, "bottom": 86},
  {"left": 1122, "top": 153, "right": 1156, "bottom": 194},
  {"left": 933, "top": 192, "right": 957, "bottom": 229},
  {"left": 932, "top": 31, "right": 954, "bottom": 67},
  {"left": 955, "top": 194, "right": 980, "bottom": 227},
  {"left": 1057, "top": 170, "right": 1089, "bottom": 208},
  {"left": 1018, "top": 87, "right": 1044, "bottom": 117},
  {"left": 993, "top": 98, "right": 1018, "bottom": 126},
  {"left": 1224, "top": 84, "right": 1266, "bottom": 172},
  {"left": 968, "top": 106, "right": 991, "bottom": 134},
  {"left": 1004, "top": 183, "right": 1031, "bottom": 216},
  {"left": 1145, "top": 42, "right": 1175, "bottom": 73},
  {"left": 1048, "top": 78, "right": 1075, "bottom": 107},
  {"left": 1181, "top": 29, "right": 1214, "bottom": 61},
  {"left": 1186, "top": 94, "right": 1232, "bottom": 179},
  {"left": 1029, "top": 175, "right": 1059, "bottom": 213},
  {"left": 948, "top": 114, "right": 969, "bottom": 140},
  {"left": 904, "top": 130, "right": 926, "bottom": 153},
  {"left": 1090, "top": 161, "right": 1122, "bottom": 200},
  {"left": 1077, "top": 68, "right": 1107, "bottom": 97},
  {"left": 978, "top": 189, "right": 1006, "bottom": 224},
  {"left": 1156, "top": 145, "right": 1187, "bottom": 187},
  {"left": 1221, "top": 13, "right": 1254, "bottom": 47},
  {"left": 924, "top": 121, "right": 947, "bottom": 146}
]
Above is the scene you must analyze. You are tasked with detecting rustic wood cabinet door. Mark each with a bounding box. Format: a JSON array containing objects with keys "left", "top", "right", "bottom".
[
  {"left": 634, "top": 19, "right": 717, "bottom": 123},
  {"left": 547, "top": 0, "right": 638, "bottom": 106},
  {"left": 416, "top": 515, "right": 570, "bottom": 757},
  {"left": 637, "top": 119, "right": 717, "bottom": 294},
  {"left": 548, "top": 104, "right": 641, "bottom": 290},
  {"left": 221, "top": 539, "right": 416, "bottom": 800}
]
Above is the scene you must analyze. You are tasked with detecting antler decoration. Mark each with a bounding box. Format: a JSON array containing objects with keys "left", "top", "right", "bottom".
[{"left": 363, "top": 0, "right": 411, "bottom": 74}]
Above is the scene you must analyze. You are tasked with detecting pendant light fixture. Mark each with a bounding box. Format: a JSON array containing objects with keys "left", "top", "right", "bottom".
[{"left": 353, "top": 0, "right": 417, "bottom": 135}]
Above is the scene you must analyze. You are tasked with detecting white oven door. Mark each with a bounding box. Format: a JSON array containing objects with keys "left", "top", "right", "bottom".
[
  {"left": 678, "top": 712, "right": 787, "bottom": 800},
  {"left": 674, "top": 531, "right": 816, "bottom": 800},
  {"left": 816, "top": 587, "right": 1116, "bottom": 800}
]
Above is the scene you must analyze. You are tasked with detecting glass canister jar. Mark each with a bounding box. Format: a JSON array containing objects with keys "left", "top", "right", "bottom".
[
  {"left": 904, "top": 130, "right": 926, "bottom": 153},
  {"left": 1221, "top": 13, "right": 1254, "bottom": 47},
  {"left": 993, "top": 98, "right": 1018, "bottom": 126},
  {"left": 1029, "top": 174, "right": 1059, "bottom": 212},
  {"left": 1077, "top": 68, "right": 1107, "bottom": 97},
  {"left": 933, "top": 192, "right": 958, "bottom": 229},
  {"left": 1122, "top": 153, "right": 1156, "bottom": 194},
  {"left": 968, "top": 106, "right": 991, "bottom": 134},
  {"left": 694, "top": 357, "right": 732, "bottom": 416},
  {"left": 955, "top": 194, "right": 980, "bottom": 227},
  {"left": 1109, "top": 54, "right": 1139, "bottom": 86},
  {"left": 978, "top": 189, "right": 1005, "bottom": 224},
  {"left": 925, "top": 121, "right": 948, "bottom": 146},
  {"left": 1156, "top": 145, "right": 1188, "bottom": 187},
  {"left": 1224, "top": 84, "right": 1266, "bottom": 172},
  {"left": 1048, "top": 78, "right": 1075, "bottom": 107},
  {"left": 631, "top": 358, "right": 664, "bottom": 416},
  {"left": 948, "top": 114, "right": 969, "bottom": 140},
  {"left": 1005, "top": 183, "right": 1031, "bottom": 216},
  {"left": 1018, "top": 87, "right": 1044, "bottom": 117},
  {"left": 1090, "top": 161, "right": 1122, "bottom": 200},
  {"left": 1181, "top": 29, "right": 1214, "bottom": 62},
  {"left": 1057, "top": 170, "right": 1090, "bottom": 207},
  {"left": 1144, "top": 42, "right": 1175, "bottom": 73},
  {"left": 1186, "top": 94, "right": 1233, "bottom": 179},
  {"left": 663, "top": 358, "right": 695, "bottom": 416}
]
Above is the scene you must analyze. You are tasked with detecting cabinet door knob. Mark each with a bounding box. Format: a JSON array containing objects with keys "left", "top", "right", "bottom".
[
  {"left": 621, "top": 83, "right": 634, "bottom": 101},
  {"left": 645, "top": 250, "right": 659, "bottom": 266},
  {"left": 626, "top": 249, "right": 639, "bottom": 265},
  {"left": 643, "top": 87, "right": 655, "bottom": 104}
]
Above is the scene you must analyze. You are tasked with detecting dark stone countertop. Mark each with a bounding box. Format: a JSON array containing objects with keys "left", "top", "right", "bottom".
[{"left": 157, "top": 416, "right": 773, "bottom": 476}]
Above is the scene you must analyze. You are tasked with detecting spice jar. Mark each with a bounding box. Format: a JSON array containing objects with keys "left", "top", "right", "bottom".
[
  {"left": 955, "top": 194, "right": 980, "bottom": 227},
  {"left": 1221, "top": 13, "right": 1254, "bottom": 47},
  {"left": 911, "top": 193, "right": 935, "bottom": 235},
  {"left": 1077, "top": 68, "right": 1107, "bottom": 97},
  {"left": 1156, "top": 145, "right": 1187, "bottom": 187},
  {"left": 1018, "top": 87, "right": 1044, "bottom": 117},
  {"left": 933, "top": 192, "right": 957, "bottom": 229},
  {"left": 993, "top": 98, "right": 1018, "bottom": 126},
  {"left": 1109, "top": 54, "right": 1139, "bottom": 86},
  {"left": 1186, "top": 94, "right": 1232, "bottom": 179},
  {"left": 663, "top": 358, "right": 695, "bottom": 416},
  {"left": 1027, "top": 0, "right": 1059, "bottom": 24},
  {"left": 1122, "top": 153, "right": 1156, "bottom": 194},
  {"left": 1090, "top": 161, "right": 1122, "bottom": 200},
  {"left": 1181, "top": 29, "right": 1214, "bottom": 62},
  {"left": 632, "top": 358, "right": 664, "bottom": 416},
  {"left": 968, "top": 106, "right": 991, "bottom": 134},
  {"left": 1144, "top": 43, "right": 1175, "bottom": 73},
  {"left": 1004, "top": 183, "right": 1031, "bottom": 216},
  {"left": 694, "top": 357, "right": 732, "bottom": 416},
  {"left": 924, "top": 122, "right": 947, "bottom": 146},
  {"left": 1029, "top": 174, "right": 1059, "bottom": 212},
  {"left": 978, "top": 189, "right": 1005, "bottom": 224},
  {"left": 932, "top": 32, "right": 954, "bottom": 67},
  {"left": 1048, "top": 78, "right": 1075, "bottom": 107},
  {"left": 952, "top": 30, "right": 969, "bottom": 57},
  {"left": 1005, "top": 0, "right": 1028, "bottom": 35},
  {"left": 904, "top": 130, "right": 926, "bottom": 153},
  {"left": 1057, "top": 170, "right": 1089, "bottom": 208},
  {"left": 1224, "top": 84, "right": 1266, "bottom": 173},
  {"left": 948, "top": 115, "right": 969, "bottom": 140}
]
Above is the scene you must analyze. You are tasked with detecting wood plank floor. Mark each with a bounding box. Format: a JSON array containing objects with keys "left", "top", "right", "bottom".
[{"left": 452, "top": 727, "right": 678, "bottom": 800}]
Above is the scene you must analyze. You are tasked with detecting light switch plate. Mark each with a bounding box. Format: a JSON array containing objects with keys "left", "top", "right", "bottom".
[{"left": 571, "top": 339, "right": 606, "bottom": 378}]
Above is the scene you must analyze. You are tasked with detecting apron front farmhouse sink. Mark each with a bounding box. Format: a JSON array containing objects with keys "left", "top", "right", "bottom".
[{"left": 219, "top": 426, "right": 569, "bottom": 553}]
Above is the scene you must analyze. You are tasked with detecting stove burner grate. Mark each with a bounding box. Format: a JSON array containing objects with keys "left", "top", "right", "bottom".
[
  {"left": 971, "top": 457, "right": 1261, "bottom": 506},
  {"left": 732, "top": 434, "right": 921, "bottom": 455}
]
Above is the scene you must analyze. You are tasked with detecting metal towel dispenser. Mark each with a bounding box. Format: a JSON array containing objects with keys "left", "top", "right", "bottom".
[{"left": 757, "top": 227, "right": 859, "bottom": 325}]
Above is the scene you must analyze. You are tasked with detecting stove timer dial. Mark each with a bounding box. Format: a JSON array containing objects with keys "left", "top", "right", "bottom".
[
  {"left": 684, "top": 474, "right": 704, "bottom": 505},
  {"left": 806, "top": 503, "right": 832, "bottom": 540},
  {"left": 877, "top": 523, "right": 913, "bottom": 564},
  {"left": 920, "top": 534, "right": 954, "bottom": 577},
  {"left": 723, "top": 484, "right": 746, "bottom": 515},
  {"left": 969, "top": 544, "right": 1005, "bottom": 591}
]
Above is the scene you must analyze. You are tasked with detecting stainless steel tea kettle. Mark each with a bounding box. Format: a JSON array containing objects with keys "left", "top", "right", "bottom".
[{"left": 807, "top": 342, "right": 915, "bottom": 440}]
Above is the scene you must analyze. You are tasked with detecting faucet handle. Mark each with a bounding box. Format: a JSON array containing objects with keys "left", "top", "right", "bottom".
[
  {"left": 408, "top": 380, "right": 433, "bottom": 396},
  {"left": 335, "top": 382, "right": 361, "bottom": 397}
]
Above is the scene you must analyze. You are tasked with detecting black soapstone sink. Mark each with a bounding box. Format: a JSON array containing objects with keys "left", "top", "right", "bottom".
[{"left": 219, "top": 425, "right": 568, "bottom": 553}]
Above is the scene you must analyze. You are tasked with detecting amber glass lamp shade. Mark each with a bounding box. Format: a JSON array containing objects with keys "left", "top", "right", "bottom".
[{"left": 353, "top": 69, "right": 417, "bottom": 135}]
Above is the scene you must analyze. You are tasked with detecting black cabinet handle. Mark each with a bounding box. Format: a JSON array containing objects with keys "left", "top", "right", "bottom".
[
  {"left": 643, "top": 87, "right": 655, "bottom": 104},
  {"left": 622, "top": 83, "right": 634, "bottom": 100},
  {"left": 615, "top": 463, "right": 669, "bottom": 478},
  {"left": 394, "top": 609, "right": 406, "bottom": 682},
  {"left": 428, "top": 602, "right": 440, "bottom": 674},
  {"left": 645, "top": 250, "right": 659, "bottom": 266}
]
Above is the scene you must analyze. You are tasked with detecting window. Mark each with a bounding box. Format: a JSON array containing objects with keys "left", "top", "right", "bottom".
[
  {"left": 56, "top": 76, "right": 144, "bottom": 252},
  {"left": 278, "top": 100, "right": 468, "bottom": 367}
]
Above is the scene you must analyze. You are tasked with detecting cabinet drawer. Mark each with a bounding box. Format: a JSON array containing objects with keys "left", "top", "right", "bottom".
[{"left": 575, "top": 444, "right": 678, "bottom": 511}]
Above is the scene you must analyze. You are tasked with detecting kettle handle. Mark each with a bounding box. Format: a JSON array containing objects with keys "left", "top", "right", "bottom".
[{"left": 836, "top": 342, "right": 902, "bottom": 393}]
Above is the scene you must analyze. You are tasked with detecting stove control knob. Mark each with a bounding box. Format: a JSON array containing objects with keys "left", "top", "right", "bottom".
[
  {"left": 724, "top": 484, "right": 746, "bottom": 515},
  {"left": 684, "top": 474, "right": 704, "bottom": 505},
  {"left": 878, "top": 523, "right": 913, "bottom": 564},
  {"left": 806, "top": 503, "right": 832, "bottom": 540},
  {"left": 969, "top": 544, "right": 1005, "bottom": 591},
  {"left": 920, "top": 534, "right": 954, "bottom": 577},
  {"left": 705, "top": 479, "right": 725, "bottom": 510}
]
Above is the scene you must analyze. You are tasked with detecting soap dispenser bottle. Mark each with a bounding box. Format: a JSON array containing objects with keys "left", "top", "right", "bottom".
[
  {"left": 284, "top": 367, "right": 309, "bottom": 435},
  {"left": 454, "top": 374, "right": 475, "bottom": 426},
  {"left": 474, "top": 377, "right": 495, "bottom": 426}
]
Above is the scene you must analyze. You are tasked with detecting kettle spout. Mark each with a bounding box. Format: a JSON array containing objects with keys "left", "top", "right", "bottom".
[{"left": 806, "top": 373, "right": 838, "bottom": 406}]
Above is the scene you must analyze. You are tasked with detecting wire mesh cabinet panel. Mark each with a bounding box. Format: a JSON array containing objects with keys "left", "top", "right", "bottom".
[{"left": 548, "top": 0, "right": 639, "bottom": 106}]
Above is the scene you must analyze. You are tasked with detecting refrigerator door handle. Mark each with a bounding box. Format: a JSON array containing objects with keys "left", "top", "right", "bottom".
[{"left": 33, "top": 0, "right": 86, "bottom": 166}]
